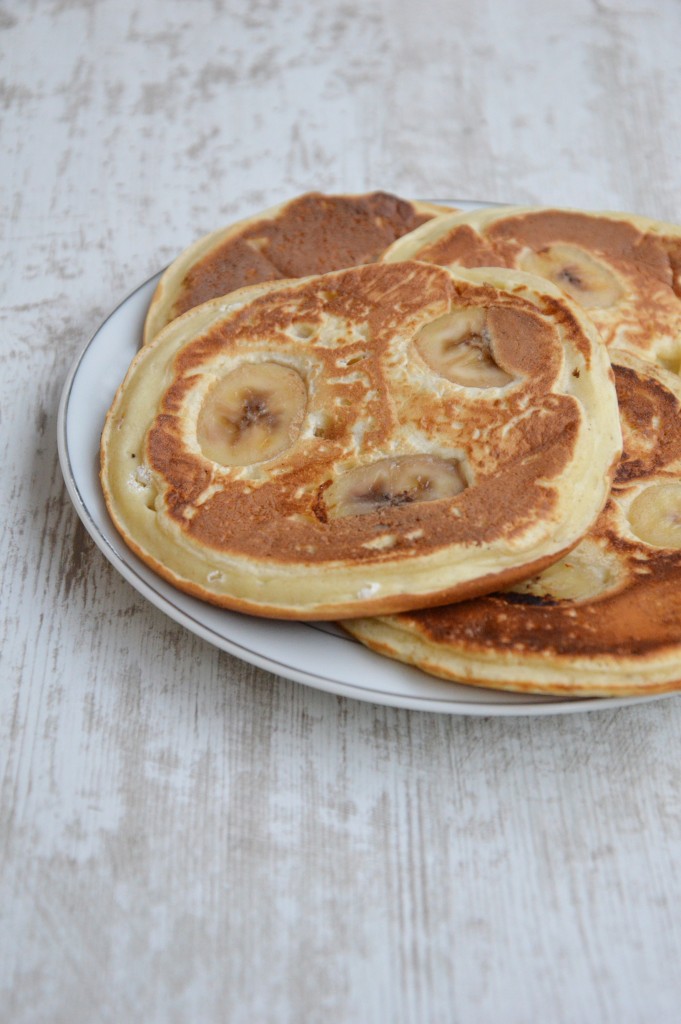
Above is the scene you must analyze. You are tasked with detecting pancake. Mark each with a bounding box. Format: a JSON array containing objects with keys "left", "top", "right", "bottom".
[
  {"left": 143, "top": 192, "right": 451, "bottom": 345},
  {"left": 345, "top": 351, "right": 681, "bottom": 696},
  {"left": 383, "top": 206, "right": 681, "bottom": 372},
  {"left": 101, "top": 260, "right": 620, "bottom": 620}
]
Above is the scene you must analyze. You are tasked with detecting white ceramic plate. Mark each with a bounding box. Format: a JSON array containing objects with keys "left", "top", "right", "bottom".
[{"left": 57, "top": 199, "right": 676, "bottom": 716}]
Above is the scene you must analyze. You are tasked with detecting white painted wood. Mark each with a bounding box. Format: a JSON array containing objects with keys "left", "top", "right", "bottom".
[{"left": 2, "top": 1, "right": 681, "bottom": 1021}]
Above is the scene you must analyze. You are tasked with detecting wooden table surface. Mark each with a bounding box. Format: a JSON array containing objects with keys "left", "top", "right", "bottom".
[{"left": 3, "top": 2, "right": 681, "bottom": 1021}]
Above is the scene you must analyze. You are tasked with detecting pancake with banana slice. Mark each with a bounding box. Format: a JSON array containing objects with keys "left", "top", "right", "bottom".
[
  {"left": 101, "top": 260, "right": 620, "bottom": 620},
  {"left": 143, "top": 191, "right": 451, "bottom": 344},
  {"left": 345, "top": 351, "right": 681, "bottom": 695},
  {"left": 383, "top": 206, "right": 681, "bottom": 373}
]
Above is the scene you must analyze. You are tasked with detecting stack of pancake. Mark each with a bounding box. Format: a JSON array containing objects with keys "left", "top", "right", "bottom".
[{"left": 100, "top": 192, "right": 681, "bottom": 697}]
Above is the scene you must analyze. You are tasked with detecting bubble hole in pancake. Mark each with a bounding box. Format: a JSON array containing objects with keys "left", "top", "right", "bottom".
[
  {"left": 101, "top": 260, "right": 620, "bottom": 620},
  {"left": 383, "top": 205, "right": 681, "bottom": 374},
  {"left": 344, "top": 352, "right": 681, "bottom": 695},
  {"left": 143, "top": 191, "right": 453, "bottom": 345}
]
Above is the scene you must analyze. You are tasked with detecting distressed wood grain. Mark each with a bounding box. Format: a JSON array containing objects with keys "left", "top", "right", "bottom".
[{"left": 2, "top": 1, "right": 681, "bottom": 1022}]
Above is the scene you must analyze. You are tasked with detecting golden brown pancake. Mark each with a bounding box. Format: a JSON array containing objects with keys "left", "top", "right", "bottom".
[
  {"left": 101, "top": 260, "right": 620, "bottom": 620},
  {"left": 143, "top": 192, "right": 451, "bottom": 344},
  {"left": 345, "top": 351, "right": 681, "bottom": 696},
  {"left": 383, "top": 206, "right": 681, "bottom": 373}
]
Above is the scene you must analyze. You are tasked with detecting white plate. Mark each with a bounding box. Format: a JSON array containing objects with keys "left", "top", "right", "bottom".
[{"left": 57, "top": 200, "right": 676, "bottom": 716}]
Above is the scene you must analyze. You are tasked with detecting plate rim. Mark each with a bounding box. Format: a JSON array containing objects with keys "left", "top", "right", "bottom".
[{"left": 57, "top": 200, "right": 677, "bottom": 717}]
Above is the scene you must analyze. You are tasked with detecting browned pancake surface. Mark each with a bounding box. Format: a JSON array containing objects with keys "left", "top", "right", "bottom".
[
  {"left": 149, "top": 267, "right": 583, "bottom": 564},
  {"left": 172, "top": 192, "right": 438, "bottom": 320}
]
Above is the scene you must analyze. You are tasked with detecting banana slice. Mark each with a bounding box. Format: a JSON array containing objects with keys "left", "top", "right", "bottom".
[
  {"left": 518, "top": 243, "right": 623, "bottom": 309},
  {"left": 325, "top": 455, "right": 466, "bottom": 517},
  {"left": 508, "top": 537, "right": 626, "bottom": 602},
  {"left": 415, "top": 308, "right": 513, "bottom": 388},
  {"left": 519, "top": 244, "right": 622, "bottom": 308},
  {"left": 628, "top": 482, "right": 681, "bottom": 548},
  {"left": 197, "top": 362, "right": 307, "bottom": 466}
]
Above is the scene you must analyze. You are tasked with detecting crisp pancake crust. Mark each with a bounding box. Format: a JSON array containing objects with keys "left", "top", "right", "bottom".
[
  {"left": 101, "top": 261, "right": 620, "bottom": 620},
  {"left": 383, "top": 206, "right": 681, "bottom": 372},
  {"left": 143, "top": 192, "right": 449, "bottom": 344},
  {"left": 345, "top": 352, "right": 681, "bottom": 694}
]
